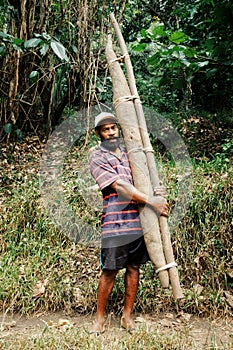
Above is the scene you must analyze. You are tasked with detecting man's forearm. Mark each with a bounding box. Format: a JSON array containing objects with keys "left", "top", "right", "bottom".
[
  {"left": 111, "top": 179, "right": 168, "bottom": 217},
  {"left": 111, "top": 179, "right": 149, "bottom": 204}
]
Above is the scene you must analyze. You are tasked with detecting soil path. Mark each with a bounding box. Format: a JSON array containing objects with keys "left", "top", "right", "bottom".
[{"left": 0, "top": 311, "right": 232, "bottom": 349}]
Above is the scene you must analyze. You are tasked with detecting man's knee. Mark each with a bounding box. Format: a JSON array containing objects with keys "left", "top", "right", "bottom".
[
  {"left": 102, "top": 269, "right": 118, "bottom": 280},
  {"left": 126, "top": 265, "right": 139, "bottom": 274}
]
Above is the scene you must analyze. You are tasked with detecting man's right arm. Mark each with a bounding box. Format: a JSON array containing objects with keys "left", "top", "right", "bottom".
[{"left": 111, "top": 179, "right": 169, "bottom": 217}]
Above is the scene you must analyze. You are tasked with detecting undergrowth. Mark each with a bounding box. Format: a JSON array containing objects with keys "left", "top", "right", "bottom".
[{"left": 0, "top": 135, "right": 232, "bottom": 317}]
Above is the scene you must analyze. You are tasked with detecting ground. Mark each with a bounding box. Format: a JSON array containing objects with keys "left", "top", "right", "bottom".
[{"left": 0, "top": 311, "right": 232, "bottom": 349}]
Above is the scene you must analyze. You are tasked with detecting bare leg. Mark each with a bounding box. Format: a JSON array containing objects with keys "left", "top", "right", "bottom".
[
  {"left": 121, "top": 264, "right": 139, "bottom": 330},
  {"left": 90, "top": 269, "right": 118, "bottom": 333}
]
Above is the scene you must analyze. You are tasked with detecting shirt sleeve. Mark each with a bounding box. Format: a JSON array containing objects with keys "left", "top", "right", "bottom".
[{"left": 89, "top": 151, "right": 120, "bottom": 190}]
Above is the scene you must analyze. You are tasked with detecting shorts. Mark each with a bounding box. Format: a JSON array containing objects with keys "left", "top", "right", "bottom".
[{"left": 100, "top": 236, "right": 150, "bottom": 270}]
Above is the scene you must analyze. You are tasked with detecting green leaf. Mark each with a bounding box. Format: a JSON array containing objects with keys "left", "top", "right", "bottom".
[
  {"left": 13, "top": 44, "right": 23, "bottom": 51},
  {"left": 0, "top": 31, "right": 12, "bottom": 40},
  {"left": 172, "top": 50, "right": 186, "bottom": 60},
  {"left": 147, "top": 54, "right": 160, "bottom": 66},
  {"left": 197, "top": 61, "right": 209, "bottom": 67},
  {"left": 41, "top": 32, "right": 51, "bottom": 41},
  {"left": 140, "top": 29, "right": 148, "bottom": 39},
  {"left": 147, "top": 54, "right": 161, "bottom": 71},
  {"left": 206, "top": 68, "right": 217, "bottom": 78},
  {"left": 40, "top": 43, "right": 49, "bottom": 55},
  {"left": 16, "top": 129, "right": 23, "bottom": 140},
  {"left": 13, "top": 38, "right": 23, "bottom": 46},
  {"left": 184, "top": 47, "right": 197, "bottom": 58},
  {"left": 151, "top": 24, "right": 166, "bottom": 38},
  {"left": 169, "top": 31, "right": 188, "bottom": 44},
  {"left": 51, "top": 40, "right": 69, "bottom": 61},
  {"left": 24, "top": 38, "right": 42, "bottom": 48},
  {"left": 4, "top": 123, "right": 12, "bottom": 134},
  {"left": 72, "top": 45, "right": 78, "bottom": 53},
  {"left": 0, "top": 46, "right": 5, "bottom": 55},
  {"left": 29, "top": 71, "right": 39, "bottom": 79},
  {"left": 131, "top": 43, "right": 147, "bottom": 52},
  {"left": 182, "top": 59, "right": 191, "bottom": 67}
]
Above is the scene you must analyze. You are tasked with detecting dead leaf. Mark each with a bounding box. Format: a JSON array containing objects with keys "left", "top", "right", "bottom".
[
  {"left": 227, "top": 269, "right": 233, "bottom": 279},
  {"left": 224, "top": 291, "right": 233, "bottom": 308},
  {"left": 73, "top": 287, "right": 85, "bottom": 307},
  {"left": 19, "top": 265, "right": 25, "bottom": 276},
  {"left": 48, "top": 319, "right": 73, "bottom": 332},
  {"left": 0, "top": 321, "right": 16, "bottom": 331},
  {"left": 32, "top": 279, "right": 48, "bottom": 297},
  {"left": 194, "top": 284, "right": 204, "bottom": 296},
  {"left": 176, "top": 312, "right": 192, "bottom": 323},
  {"left": 57, "top": 319, "right": 72, "bottom": 327},
  {"left": 135, "top": 316, "right": 146, "bottom": 323},
  {"left": 159, "top": 318, "right": 174, "bottom": 328}
]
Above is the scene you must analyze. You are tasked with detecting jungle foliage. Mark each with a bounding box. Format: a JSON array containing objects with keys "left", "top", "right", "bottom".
[
  {"left": 0, "top": 0, "right": 126, "bottom": 138},
  {"left": 0, "top": 0, "right": 233, "bottom": 140},
  {"left": 0, "top": 0, "right": 232, "bottom": 322},
  {"left": 128, "top": 0, "right": 233, "bottom": 113}
]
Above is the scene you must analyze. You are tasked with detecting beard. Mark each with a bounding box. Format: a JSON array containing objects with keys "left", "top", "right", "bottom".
[{"left": 100, "top": 136, "right": 120, "bottom": 151}]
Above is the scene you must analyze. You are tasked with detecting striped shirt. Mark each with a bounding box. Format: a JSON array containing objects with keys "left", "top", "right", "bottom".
[{"left": 89, "top": 145, "right": 143, "bottom": 244}]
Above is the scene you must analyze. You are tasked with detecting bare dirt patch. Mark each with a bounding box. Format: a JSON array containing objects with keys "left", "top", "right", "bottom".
[{"left": 0, "top": 311, "right": 232, "bottom": 349}]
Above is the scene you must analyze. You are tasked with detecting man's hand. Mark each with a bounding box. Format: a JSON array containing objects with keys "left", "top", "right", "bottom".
[
  {"left": 149, "top": 196, "right": 169, "bottom": 217},
  {"left": 153, "top": 185, "right": 167, "bottom": 198},
  {"left": 111, "top": 179, "right": 169, "bottom": 217}
]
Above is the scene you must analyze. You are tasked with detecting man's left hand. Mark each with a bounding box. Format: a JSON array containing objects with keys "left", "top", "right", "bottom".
[{"left": 154, "top": 185, "right": 167, "bottom": 198}]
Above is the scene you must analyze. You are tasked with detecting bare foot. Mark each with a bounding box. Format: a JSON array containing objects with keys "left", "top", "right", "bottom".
[
  {"left": 89, "top": 318, "right": 105, "bottom": 335},
  {"left": 120, "top": 315, "right": 136, "bottom": 332}
]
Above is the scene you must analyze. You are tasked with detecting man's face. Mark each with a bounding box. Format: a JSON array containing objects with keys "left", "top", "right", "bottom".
[{"left": 98, "top": 123, "right": 120, "bottom": 151}]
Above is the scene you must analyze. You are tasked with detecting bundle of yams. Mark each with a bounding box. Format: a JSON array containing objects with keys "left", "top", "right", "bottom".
[{"left": 106, "top": 13, "right": 184, "bottom": 300}]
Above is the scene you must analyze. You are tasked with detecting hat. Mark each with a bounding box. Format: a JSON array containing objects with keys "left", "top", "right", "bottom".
[{"left": 94, "top": 112, "right": 118, "bottom": 128}]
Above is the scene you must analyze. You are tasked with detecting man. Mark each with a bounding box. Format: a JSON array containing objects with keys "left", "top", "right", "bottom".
[{"left": 89, "top": 112, "right": 168, "bottom": 333}]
